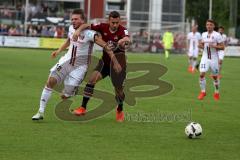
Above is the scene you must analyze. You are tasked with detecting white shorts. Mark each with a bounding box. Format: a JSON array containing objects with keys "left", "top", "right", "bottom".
[
  {"left": 218, "top": 50, "right": 225, "bottom": 60},
  {"left": 188, "top": 48, "right": 199, "bottom": 58},
  {"left": 50, "top": 62, "right": 87, "bottom": 86},
  {"left": 199, "top": 56, "right": 219, "bottom": 75}
]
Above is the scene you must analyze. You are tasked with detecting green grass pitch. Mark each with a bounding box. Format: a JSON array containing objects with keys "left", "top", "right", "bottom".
[{"left": 0, "top": 47, "right": 239, "bottom": 160}]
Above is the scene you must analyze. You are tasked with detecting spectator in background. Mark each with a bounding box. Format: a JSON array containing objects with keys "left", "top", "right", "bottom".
[
  {"left": 27, "top": 25, "right": 37, "bottom": 37},
  {"left": 162, "top": 29, "right": 174, "bottom": 59},
  {"left": 48, "top": 26, "right": 56, "bottom": 37},
  {"left": 21, "top": 4, "right": 25, "bottom": 23},
  {"left": 15, "top": 25, "right": 24, "bottom": 36},
  {"left": 16, "top": 2, "right": 22, "bottom": 20},
  {"left": 0, "top": 24, "right": 8, "bottom": 35},
  {"left": 36, "top": 25, "right": 42, "bottom": 36},
  {"left": 54, "top": 26, "right": 64, "bottom": 38},
  {"left": 8, "top": 27, "right": 17, "bottom": 36},
  {"left": 41, "top": 25, "right": 49, "bottom": 37},
  {"left": 41, "top": 2, "right": 48, "bottom": 16}
]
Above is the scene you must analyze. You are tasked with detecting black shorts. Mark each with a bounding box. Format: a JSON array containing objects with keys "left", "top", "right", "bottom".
[{"left": 94, "top": 59, "right": 126, "bottom": 88}]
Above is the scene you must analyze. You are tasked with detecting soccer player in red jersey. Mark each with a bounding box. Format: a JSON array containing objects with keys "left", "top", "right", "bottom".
[{"left": 72, "top": 11, "right": 131, "bottom": 122}]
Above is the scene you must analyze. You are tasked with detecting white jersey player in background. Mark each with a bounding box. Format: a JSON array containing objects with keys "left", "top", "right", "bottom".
[
  {"left": 187, "top": 25, "right": 201, "bottom": 73},
  {"left": 218, "top": 26, "right": 227, "bottom": 77},
  {"left": 32, "top": 9, "right": 121, "bottom": 120},
  {"left": 198, "top": 19, "right": 224, "bottom": 101}
]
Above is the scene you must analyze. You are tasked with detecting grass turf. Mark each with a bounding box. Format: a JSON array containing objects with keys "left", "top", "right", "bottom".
[{"left": 0, "top": 47, "right": 239, "bottom": 160}]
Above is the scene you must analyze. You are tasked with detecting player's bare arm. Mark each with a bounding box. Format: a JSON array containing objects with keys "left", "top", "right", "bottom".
[
  {"left": 118, "top": 36, "right": 131, "bottom": 45},
  {"left": 72, "top": 23, "right": 91, "bottom": 41},
  {"left": 209, "top": 42, "right": 224, "bottom": 50},
  {"left": 198, "top": 41, "right": 204, "bottom": 49},
  {"left": 94, "top": 34, "right": 122, "bottom": 73},
  {"left": 118, "top": 36, "right": 131, "bottom": 50},
  {"left": 51, "top": 38, "right": 70, "bottom": 58}
]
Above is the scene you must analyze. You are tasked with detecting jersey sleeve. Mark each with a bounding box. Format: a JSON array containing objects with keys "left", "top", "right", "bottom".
[
  {"left": 119, "top": 26, "right": 129, "bottom": 39},
  {"left": 90, "top": 23, "right": 102, "bottom": 32},
  {"left": 67, "top": 25, "right": 73, "bottom": 38},
  {"left": 216, "top": 33, "right": 223, "bottom": 43},
  {"left": 197, "top": 33, "right": 202, "bottom": 40},
  {"left": 201, "top": 33, "right": 204, "bottom": 42},
  {"left": 85, "top": 30, "right": 97, "bottom": 42}
]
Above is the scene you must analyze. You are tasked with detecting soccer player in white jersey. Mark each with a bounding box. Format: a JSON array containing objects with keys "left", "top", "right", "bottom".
[
  {"left": 198, "top": 19, "right": 224, "bottom": 101},
  {"left": 218, "top": 26, "right": 227, "bottom": 77},
  {"left": 32, "top": 9, "right": 121, "bottom": 120},
  {"left": 187, "top": 25, "right": 201, "bottom": 73}
]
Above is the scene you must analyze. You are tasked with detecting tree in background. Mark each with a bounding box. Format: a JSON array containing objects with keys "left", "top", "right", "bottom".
[{"left": 186, "top": 0, "right": 239, "bottom": 38}]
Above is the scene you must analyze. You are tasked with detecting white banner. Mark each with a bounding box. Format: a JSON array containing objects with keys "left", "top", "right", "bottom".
[
  {"left": 0, "top": 36, "right": 39, "bottom": 48},
  {"left": 225, "top": 46, "right": 240, "bottom": 57}
]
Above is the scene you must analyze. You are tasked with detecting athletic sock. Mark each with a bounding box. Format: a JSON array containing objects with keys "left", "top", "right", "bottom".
[
  {"left": 115, "top": 94, "right": 125, "bottom": 112},
  {"left": 199, "top": 76, "right": 206, "bottom": 92},
  {"left": 192, "top": 59, "right": 197, "bottom": 70},
  {"left": 39, "top": 86, "right": 53, "bottom": 113},
  {"left": 81, "top": 83, "right": 95, "bottom": 109},
  {"left": 213, "top": 77, "right": 220, "bottom": 93}
]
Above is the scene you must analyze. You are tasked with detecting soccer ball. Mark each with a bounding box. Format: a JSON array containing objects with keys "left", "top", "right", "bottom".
[{"left": 185, "top": 122, "right": 202, "bottom": 139}]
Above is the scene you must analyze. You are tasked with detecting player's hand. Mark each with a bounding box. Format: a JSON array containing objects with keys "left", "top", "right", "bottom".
[
  {"left": 72, "top": 31, "right": 80, "bottom": 42},
  {"left": 113, "top": 62, "right": 122, "bottom": 73},
  {"left": 118, "top": 38, "right": 131, "bottom": 51},
  {"left": 51, "top": 50, "right": 60, "bottom": 59}
]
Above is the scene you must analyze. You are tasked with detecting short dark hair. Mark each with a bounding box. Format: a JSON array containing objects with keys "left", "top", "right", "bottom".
[
  {"left": 109, "top": 11, "right": 120, "bottom": 19},
  {"left": 206, "top": 19, "right": 215, "bottom": 25},
  {"left": 72, "top": 9, "right": 86, "bottom": 21},
  {"left": 219, "top": 26, "right": 224, "bottom": 30}
]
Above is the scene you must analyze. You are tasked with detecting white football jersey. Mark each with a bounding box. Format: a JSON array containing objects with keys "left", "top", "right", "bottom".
[
  {"left": 218, "top": 33, "right": 227, "bottom": 55},
  {"left": 59, "top": 25, "right": 96, "bottom": 66},
  {"left": 220, "top": 33, "right": 227, "bottom": 45},
  {"left": 201, "top": 31, "right": 223, "bottom": 59},
  {"left": 187, "top": 32, "right": 201, "bottom": 50}
]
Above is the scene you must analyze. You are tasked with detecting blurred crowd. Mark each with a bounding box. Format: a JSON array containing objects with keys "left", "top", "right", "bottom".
[
  {"left": 0, "top": 1, "right": 69, "bottom": 21},
  {"left": 0, "top": 24, "right": 66, "bottom": 38},
  {"left": 131, "top": 30, "right": 187, "bottom": 53}
]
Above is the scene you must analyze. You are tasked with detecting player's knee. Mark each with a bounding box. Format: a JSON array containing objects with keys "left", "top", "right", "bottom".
[
  {"left": 61, "top": 94, "right": 70, "bottom": 100},
  {"left": 212, "top": 75, "right": 218, "bottom": 80},
  {"left": 200, "top": 74, "right": 205, "bottom": 78},
  {"left": 46, "top": 77, "right": 57, "bottom": 88},
  {"left": 88, "top": 79, "right": 97, "bottom": 85},
  {"left": 63, "top": 85, "right": 78, "bottom": 98},
  {"left": 88, "top": 72, "right": 101, "bottom": 85}
]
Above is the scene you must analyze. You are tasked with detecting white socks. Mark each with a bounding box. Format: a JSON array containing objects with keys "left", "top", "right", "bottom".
[
  {"left": 213, "top": 79, "right": 220, "bottom": 93},
  {"left": 39, "top": 87, "right": 53, "bottom": 113},
  {"left": 192, "top": 60, "right": 197, "bottom": 70},
  {"left": 199, "top": 77, "right": 206, "bottom": 92}
]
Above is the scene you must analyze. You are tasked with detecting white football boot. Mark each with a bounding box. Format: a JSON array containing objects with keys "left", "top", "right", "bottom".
[{"left": 32, "top": 111, "right": 44, "bottom": 120}]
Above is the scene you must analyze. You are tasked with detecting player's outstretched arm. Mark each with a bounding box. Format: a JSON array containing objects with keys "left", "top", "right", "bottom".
[
  {"left": 94, "top": 34, "right": 122, "bottom": 73},
  {"left": 51, "top": 38, "right": 70, "bottom": 58},
  {"left": 72, "top": 24, "right": 91, "bottom": 41}
]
